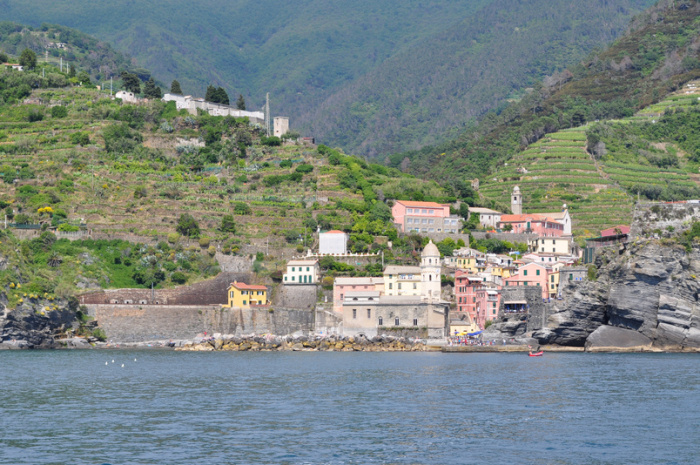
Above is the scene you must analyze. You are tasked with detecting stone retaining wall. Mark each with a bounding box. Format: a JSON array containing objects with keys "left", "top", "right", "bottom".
[{"left": 86, "top": 304, "right": 316, "bottom": 342}]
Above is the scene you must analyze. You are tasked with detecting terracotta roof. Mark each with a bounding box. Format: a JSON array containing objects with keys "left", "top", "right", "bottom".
[
  {"left": 230, "top": 282, "right": 267, "bottom": 291},
  {"left": 395, "top": 200, "right": 448, "bottom": 208},
  {"left": 322, "top": 230, "right": 346, "bottom": 234},
  {"left": 499, "top": 214, "right": 562, "bottom": 224},
  {"left": 601, "top": 225, "right": 630, "bottom": 237}
]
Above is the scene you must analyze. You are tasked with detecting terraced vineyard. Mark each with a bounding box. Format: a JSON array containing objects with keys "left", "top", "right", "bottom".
[
  {"left": 479, "top": 82, "right": 700, "bottom": 237},
  {"left": 0, "top": 87, "right": 449, "bottom": 258}
]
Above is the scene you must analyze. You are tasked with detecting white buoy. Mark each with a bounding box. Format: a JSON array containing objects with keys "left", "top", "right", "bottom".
[
  {"left": 105, "top": 362, "right": 108, "bottom": 365},
  {"left": 134, "top": 358, "right": 137, "bottom": 362},
  {"left": 121, "top": 364, "right": 124, "bottom": 368},
  {"left": 112, "top": 360, "right": 115, "bottom": 363}
]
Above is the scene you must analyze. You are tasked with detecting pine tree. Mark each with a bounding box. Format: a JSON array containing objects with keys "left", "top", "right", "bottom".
[
  {"left": 69, "top": 64, "right": 76, "bottom": 77},
  {"left": 143, "top": 78, "right": 162, "bottom": 99},
  {"left": 236, "top": 94, "right": 246, "bottom": 110},
  {"left": 215, "top": 87, "right": 229, "bottom": 105},
  {"left": 170, "top": 79, "right": 182, "bottom": 94},
  {"left": 204, "top": 85, "right": 216, "bottom": 102},
  {"left": 120, "top": 72, "right": 141, "bottom": 94}
]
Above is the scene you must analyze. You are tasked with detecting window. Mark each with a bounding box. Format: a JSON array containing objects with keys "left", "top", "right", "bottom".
[
  {"left": 422, "top": 219, "right": 428, "bottom": 224},
  {"left": 378, "top": 317, "right": 383, "bottom": 326},
  {"left": 407, "top": 208, "right": 413, "bottom": 213},
  {"left": 367, "top": 309, "right": 371, "bottom": 318},
  {"left": 569, "top": 273, "right": 573, "bottom": 281},
  {"left": 422, "top": 209, "right": 427, "bottom": 214},
  {"left": 306, "top": 267, "right": 310, "bottom": 271},
  {"left": 292, "top": 267, "right": 295, "bottom": 272},
  {"left": 413, "top": 283, "right": 417, "bottom": 289},
  {"left": 413, "top": 318, "right": 418, "bottom": 326},
  {"left": 429, "top": 228, "right": 434, "bottom": 232},
  {"left": 536, "top": 269, "right": 540, "bottom": 276},
  {"left": 407, "top": 218, "right": 412, "bottom": 224},
  {"left": 429, "top": 210, "right": 434, "bottom": 214},
  {"left": 340, "top": 294, "right": 344, "bottom": 299},
  {"left": 243, "top": 300, "right": 247, "bottom": 305},
  {"left": 492, "top": 309, "right": 496, "bottom": 315},
  {"left": 472, "top": 297, "right": 475, "bottom": 303},
  {"left": 389, "top": 283, "right": 393, "bottom": 289},
  {"left": 398, "top": 283, "right": 402, "bottom": 290},
  {"left": 523, "top": 270, "right": 528, "bottom": 276},
  {"left": 284, "top": 276, "right": 287, "bottom": 281},
  {"left": 395, "top": 317, "right": 400, "bottom": 326},
  {"left": 551, "top": 284, "right": 555, "bottom": 289},
  {"left": 551, "top": 275, "right": 555, "bottom": 282},
  {"left": 292, "top": 276, "right": 295, "bottom": 281},
  {"left": 429, "top": 219, "right": 434, "bottom": 224}
]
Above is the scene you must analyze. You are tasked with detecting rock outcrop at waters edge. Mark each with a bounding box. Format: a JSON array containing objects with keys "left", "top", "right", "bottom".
[
  {"left": 0, "top": 299, "right": 80, "bottom": 349},
  {"left": 535, "top": 240, "right": 700, "bottom": 349},
  {"left": 177, "top": 334, "right": 427, "bottom": 352}
]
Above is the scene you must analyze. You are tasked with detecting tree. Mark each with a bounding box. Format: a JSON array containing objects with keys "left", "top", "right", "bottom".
[
  {"left": 220, "top": 214, "right": 236, "bottom": 233},
  {"left": 176, "top": 213, "right": 200, "bottom": 237},
  {"left": 214, "top": 87, "right": 229, "bottom": 105},
  {"left": 68, "top": 64, "right": 76, "bottom": 77},
  {"left": 143, "top": 78, "right": 162, "bottom": 99},
  {"left": 19, "top": 49, "right": 37, "bottom": 70},
  {"left": 236, "top": 94, "right": 246, "bottom": 110},
  {"left": 204, "top": 85, "right": 216, "bottom": 102},
  {"left": 170, "top": 79, "right": 182, "bottom": 94},
  {"left": 76, "top": 71, "right": 91, "bottom": 85},
  {"left": 120, "top": 72, "right": 141, "bottom": 94},
  {"left": 0, "top": 52, "right": 7, "bottom": 63}
]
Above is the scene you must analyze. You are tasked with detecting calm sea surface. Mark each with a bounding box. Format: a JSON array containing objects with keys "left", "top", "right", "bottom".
[{"left": 0, "top": 350, "right": 698, "bottom": 465}]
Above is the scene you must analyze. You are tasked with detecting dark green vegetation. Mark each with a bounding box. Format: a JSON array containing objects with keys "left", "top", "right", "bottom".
[{"left": 0, "top": 0, "right": 655, "bottom": 156}]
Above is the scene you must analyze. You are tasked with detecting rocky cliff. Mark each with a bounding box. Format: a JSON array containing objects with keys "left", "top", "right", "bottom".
[
  {"left": 0, "top": 296, "right": 82, "bottom": 349},
  {"left": 534, "top": 239, "right": 700, "bottom": 350}
]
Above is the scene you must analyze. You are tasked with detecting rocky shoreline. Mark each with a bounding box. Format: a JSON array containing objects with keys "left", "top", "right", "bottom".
[{"left": 176, "top": 334, "right": 429, "bottom": 352}]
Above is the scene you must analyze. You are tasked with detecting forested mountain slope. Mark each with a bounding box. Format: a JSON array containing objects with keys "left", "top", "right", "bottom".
[
  {"left": 394, "top": 0, "right": 700, "bottom": 185},
  {"left": 1, "top": 0, "right": 654, "bottom": 156}
]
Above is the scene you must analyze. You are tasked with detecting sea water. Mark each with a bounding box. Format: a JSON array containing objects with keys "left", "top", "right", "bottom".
[{"left": 0, "top": 350, "right": 698, "bottom": 464}]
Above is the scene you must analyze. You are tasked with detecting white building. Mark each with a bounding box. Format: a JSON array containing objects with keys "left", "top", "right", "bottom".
[
  {"left": 529, "top": 236, "right": 574, "bottom": 255},
  {"left": 421, "top": 240, "right": 442, "bottom": 301},
  {"left": 162, "top": 93, "right": 265, "bottom": 123},
  {"left": 468, "top": 207, "right": 502, "bottom": 229},
  {"left": 283, "top": 259, "right": 320, "bottom": 285},
  {"left": 319, "top": 230, "right": 348, "bottom": 255},
  {"left": 115, "top": 90, "right": 139, "bottom": 103}
]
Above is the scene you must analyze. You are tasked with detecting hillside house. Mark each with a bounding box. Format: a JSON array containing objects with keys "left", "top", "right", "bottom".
[
  {"left": 498, "top": 214, "right": 565, "bottom": 237},
  {"left": 283, "top": 259, "right": 319, "bottom": 284},
  {"left": 529, "top": 236, "right": 574, "bottom": 255},
  {"left": 115, "top": 90, "right": 139, "bottom": 103},
  {"left": 468, "top": 207, "right": 502, "bottom": 229},
  {"left": 3, "top": 63, "right": 23, "bottom": 71},
  {"left": 162, "top": 93, "right": 265, "bottom": 123},
  {"left": 224, "top": 282, "right": 268, "bottom": 308},
  {"left": 319, "top": 230, "right": 349, "bottom": 255},
  {"left": 475, "top": 287, "right": 501, "bottom": 329},
  {"left": 392, "top": 200, "right": 461, "bottom": 233}
]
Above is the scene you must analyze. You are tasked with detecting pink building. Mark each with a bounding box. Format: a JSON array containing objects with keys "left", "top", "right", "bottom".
[
  {"left": 498, "top": 214, "right": 564, "bottom": 237},
  {"left": 333, "top": 277, "right": 384, "bottom": 313},
  {"left": 391, "top": 200, "right": 461, "bottom": 233},
  {"left": 504, "top": 262, "right": 550, "bottom": 299},
  {"left": 600, "top": 225, "right": 630, "bottom": 237},
  {"left": 454, "top": 270, "right": 486, "bottom": 323},
  {"left": 475, "top": 287, "right": 501, "bottom": 329}
]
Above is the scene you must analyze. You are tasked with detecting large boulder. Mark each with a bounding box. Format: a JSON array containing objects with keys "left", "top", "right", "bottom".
[{"left": 585, "top": 325, "right": 653, "bottom": 351}]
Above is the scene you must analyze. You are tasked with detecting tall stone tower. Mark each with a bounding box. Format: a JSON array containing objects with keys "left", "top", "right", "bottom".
[
  {"left": 273, "top": 116, "right": 289, "bottom": 138},
  {"left": 421, "top": 240, "right": 441, "bottom": 301},
  {"left": 511, "top": 186, "right": 522, "bottom": 215}
]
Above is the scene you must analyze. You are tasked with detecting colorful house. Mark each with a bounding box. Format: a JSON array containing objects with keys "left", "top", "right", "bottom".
[
  {"left": 384, "top": 265, "right": 422, "bottom": 297},
  {"left": 475, "top": 287, "right": 501, "bottom": 329},
  {"left": 391, "top": 200, "right": 461, "bottom": 233},
  {"left": 224, "top": 282, "right": 268, "bottom": 308},
  {"left": 504, "top": 262, "right": 550, "bottom": 299},
  {"left": 333, "top": 277, "right": 384, "bottom": 313},
  {"left": 498, "top": 214, "right": 565, "bottom": 237},
  {"left": 454, "top": 270, "right": 488, "bottom": 322}
]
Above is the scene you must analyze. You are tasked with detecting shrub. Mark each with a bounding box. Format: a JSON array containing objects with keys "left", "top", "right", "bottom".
[
  {"left": 587, "top": 265, "right": 597, "bottom": 281},
  {"left": 133, "top": 186, "right": 147, "bottom": 199},
  {"left": 208, "top": 245, "right": 216, "bottom": 257},
  {"left": 50, "top": 106, "right": 68, "bottom": 118},
  {"left": 261, "top": 136, "right": 281, "bottom": 146},
  {"left": 220, "top": 214, "right": 236, "bottom": 233},
  {"left": 171, "top": 271, "right": 187, "bottom": 284},
  {"left": 295, "top": 163, "right": 313, "bottom": 173},
  {"left": 167, "top": 232, "right": 180, "bottom": 244},
  {"left": 255, "top": 252, "right": 264, "bottom": 261},
  {"left": 176, "top": 213, "right": 200, "bottom": 237},
  {"left": 198, "top": 236, "right": 211, "bottom": 248},
  {"left": 280, "top": 160, "right": 293, "bottom": 168},
  {"left": 27, "top": 110, "right": 44, "bottom": 122},
  {"left": 233, "top": 202, "right": 251, "bottom": 215}
]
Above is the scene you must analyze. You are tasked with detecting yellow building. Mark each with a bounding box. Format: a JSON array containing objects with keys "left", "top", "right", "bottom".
[
  {"left": 224, "top": 281, "right": 268, "bottom": 308},
  {"left": 383, "top": 265, "right": 422, "bottom": 297}
]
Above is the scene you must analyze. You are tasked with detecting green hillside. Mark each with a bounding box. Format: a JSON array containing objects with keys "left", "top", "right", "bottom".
[
  {"left": 0, "top": 0, "right": 655, "bottom": 156},
  {"left": 479, "top": 81, "right": 700, "bottom": 236},
  {"left": 396, "top": 0, "right": 700, "bottom": 187}
]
